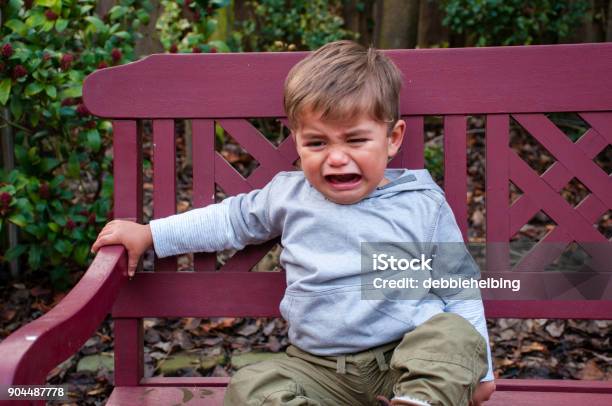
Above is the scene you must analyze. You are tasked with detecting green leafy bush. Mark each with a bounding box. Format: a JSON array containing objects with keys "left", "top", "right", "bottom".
[
  {"left": 237, "top": 0, "right": 356, "bottom": 51},
  {"left": 441, "top": 0, "right": 589, "bottom": 46},
  {"left": 0, "top": 0, "right": 149, "bottom": 289},
  {"left": 156, "top": 0, "right": 233, "bottom": 53}
]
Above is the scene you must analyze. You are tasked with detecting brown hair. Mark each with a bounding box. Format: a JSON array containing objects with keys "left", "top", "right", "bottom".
[{"left": 283, "top": 40, "right": 403, "bottom": 134}]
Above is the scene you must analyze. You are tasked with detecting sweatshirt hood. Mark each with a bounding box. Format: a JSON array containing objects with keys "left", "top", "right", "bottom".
[{"left": 366, "top": 168, "right": 442, "bottom": 199}]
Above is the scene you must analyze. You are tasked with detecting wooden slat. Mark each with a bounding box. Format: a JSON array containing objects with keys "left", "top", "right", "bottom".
[
  {"left": 496, "top": 378, "right": 612, "bottom": 393},
  {"left": 276, "top": 129, "right": 299, "bottom": 165},
  {"left": 153, "top": 119, "right": 177, "bottom": 272},
  {"left": 111, "top": 271, "right": 612, "bottom": 317},
  {"left": 575, "top": 194, "right": 608, "bottom": 223},
  {"left": 509, "top": 195, "right": 540, "bottom": 238},
  {"left": 83, "top": 44, "right": 612, "bottom": 118},
  {"left": 106, "top": 386, "right": 612, "bottom": 406},
  {"left": 487, "top": 391, "right": 612, "bottom": 405},
  {"left": 511, "top": 229, "right": 572, "bottom": 274},
  {"left": 485, "top": 115, "right": 511, "bottom": 274},
  {"left": 580, "top": 112, "right": 612, "bottom": 144},
  {"left": 513, "top": 114, "right": 612, "bottom": 206},
  {"left": 106, "top": 378, "right": 612, "bottom": 406},
  {"left": 192, "top": 119, "right": 217, "bottom": 272},
  {"left": 113, "top": 318, "right": 143, "bottom": 386},
  {"left": 217, "top": 119, "right": 294, "bottom": 170},
  {"left": 576, "top": 128, "right": 608, "bottom": 157},
  {"left": 484, "top": 300, "right": 612, "bottom": 319},
  {"left": 214, "top": 153, "right": 253, "bottom": 196},
  {"left": 107, "top": 385, "right": 226, "bottom": 405},
  {"left": 509, "top": 152, "right": 607, "bottom": 242},
  {"left": 111, "top": 120, "right": 144, "bottom": 386},
  {"left": 141, "top": 377, "right": 230, "bottom": 387},
  {"left": 443, "top": 115, "right": 468, "bottom": 240},
  {"left": 132, "top": 377, "right": 612, "bottom": 392},
  {"left": 112, "top": 120, "right": 143, "bottom": 221},
  {"left": 106, "top": 388, "right": 612, "bottom": 406},
  {"left": 507, "top": 118, "right": 610, "bottom": 231},
  {"left": 218, "top": 239, "right": 279, "bottom": 272},
  {"left": 113, "top": 272, "right": 285, "bottom": 317},
  {"left": 389, "top": 115, "right": 424, "bottom": 169}
]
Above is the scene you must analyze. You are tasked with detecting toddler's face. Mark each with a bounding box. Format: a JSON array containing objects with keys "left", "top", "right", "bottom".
[{"left": 293, "top": 110, "right": 405, "bottom": 205}]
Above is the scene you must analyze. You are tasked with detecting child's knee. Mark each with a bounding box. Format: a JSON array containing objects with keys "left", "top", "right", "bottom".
[
  {"left": 224, "top": 363, "right": 287, "bottom": 405},
  {"left": 390, "top": 312, "right": 486, "bottom": 372},
  {"left": 422, "top": 312, "right": 485, "bottom": 350},
  {"left": 389, "top": 314, "right": 489, "bottom": 406},
  {"left": 224, "top": 361, "right": 321, "bottom": 406},
  {"left": 224, "top": 365, "right": 256, "bottom": 405}
]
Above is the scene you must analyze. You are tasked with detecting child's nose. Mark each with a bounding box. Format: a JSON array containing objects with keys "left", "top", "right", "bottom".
[{"left": 327, "top": 147, "right": 349, "bottom": 166}]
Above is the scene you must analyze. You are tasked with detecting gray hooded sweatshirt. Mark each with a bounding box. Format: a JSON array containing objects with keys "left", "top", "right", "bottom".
[{"left": 150, "top": 168, "right": 494, "bottom": 381}]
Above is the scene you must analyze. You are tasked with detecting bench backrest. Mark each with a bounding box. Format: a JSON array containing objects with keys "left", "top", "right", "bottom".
[{"left": 83, "top": 44, "right": 611, "bottom": 384}]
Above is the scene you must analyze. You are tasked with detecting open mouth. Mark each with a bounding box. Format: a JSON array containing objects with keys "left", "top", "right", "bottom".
[{"left": 324, "top": 173, "right": 362, "bottom": 186}]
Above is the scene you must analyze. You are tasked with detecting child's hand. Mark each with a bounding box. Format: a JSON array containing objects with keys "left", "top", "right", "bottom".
[
  {"left": 470, "top": 380, "right": 495, "bottom": 405},
  {"left": 91, "top": 220, "right": 153, "bottom": 278}
]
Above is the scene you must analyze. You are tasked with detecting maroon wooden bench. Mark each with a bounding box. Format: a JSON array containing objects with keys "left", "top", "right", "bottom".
[{"left": 1, "top": 43, "right": 611, "bottom": 405}]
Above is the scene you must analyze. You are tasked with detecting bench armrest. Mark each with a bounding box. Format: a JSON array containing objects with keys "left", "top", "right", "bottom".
[{"left": 0, "top": 245, "right": 128, "bottom": 386}]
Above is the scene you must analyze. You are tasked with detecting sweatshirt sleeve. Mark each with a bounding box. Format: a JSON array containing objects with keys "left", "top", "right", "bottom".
[
  {"left": 430, "top": 198, "right": 495, "bottom": 382},
  {"left": 149, "top": 175, "right": 282, "bottom": 258}
]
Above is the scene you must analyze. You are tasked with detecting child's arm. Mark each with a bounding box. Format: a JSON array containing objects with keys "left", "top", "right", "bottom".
[
  {"left": 90, "top": 220, "right": 153, "bottom": 277},
  {"left": 91, "top": 174, "right": 283, "bottom": 275},
  {"left": 149, "top": 175, "right": 281, "bottom": 258}
]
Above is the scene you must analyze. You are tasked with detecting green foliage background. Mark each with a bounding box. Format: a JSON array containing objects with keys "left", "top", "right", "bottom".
[
  {"left": 442, "top": 0, "right": 589, "bottom": 46},
  {"left": 0, "top": 0, "right": 150, "bottom": 289}
]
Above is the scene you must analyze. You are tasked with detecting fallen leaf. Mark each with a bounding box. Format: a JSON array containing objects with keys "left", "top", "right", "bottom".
[
  {"left": 177, "top": 200, "right": 190, "bottom": 213},
  {"left": 211, "top": 365, "right": 229, "bottom": 377},
  {"left": 86, "top": 387, "right": 106, "bottom": 396},
  {"left": 520, "top": 341, "right": 547, "bottom": 354},
  {"left": 545, "top": 321, "right": 565, "bottom": 338},
  {"left": 236, "top": 323, "right": 259, "bottom": 337},
  {"left": 202, "top": 337, "right": 223, "bottom": 346},
  {"left": 579, "top": 359, "right": 605, "bottom": 380},
  {"left": 471, "top": 209, "right": 484, "bottom": 227},
  {"left": 31, "top": 300, "right": 52, "bottom": 313},
  {"left": 262, "top": 321, "right": 276, "bottom": 336},
  {"left": 183, "top": 317, "right": 201, "bottom": 331},
  {"left": 172, "top": 329, "right": 194, "bottom": 350},
  {"left": 30, "top": 286, "right": 51, "bottom": 297},
  {"left": 1, "top": 308, "right": 16, "bottom": 322}
]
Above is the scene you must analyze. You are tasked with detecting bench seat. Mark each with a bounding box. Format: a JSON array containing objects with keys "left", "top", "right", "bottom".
[{"left": 106, "top": 378, "right": 612, "bottom": 405}]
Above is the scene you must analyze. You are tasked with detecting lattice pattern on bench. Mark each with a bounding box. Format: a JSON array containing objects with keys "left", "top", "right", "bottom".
[{"left": 486, "top": 112, "right": 611, "bottom": 308}]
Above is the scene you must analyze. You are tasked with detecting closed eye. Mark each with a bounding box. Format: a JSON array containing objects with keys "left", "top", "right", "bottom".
[
  {"left": 348, "top": 138, "right": 368, "bottom": 144},
  {"left": 305, "top": 141, "right": 325, "bottom": 147}
]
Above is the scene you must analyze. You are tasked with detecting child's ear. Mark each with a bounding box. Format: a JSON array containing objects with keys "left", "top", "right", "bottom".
[{"left": 387, "top": 119, "right": 405, "bottom": 159}]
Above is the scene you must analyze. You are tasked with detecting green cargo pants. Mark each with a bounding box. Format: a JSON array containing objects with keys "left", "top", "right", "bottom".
[{"left": 224, "top": 312, "right": 489, "bottom": 406}]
